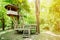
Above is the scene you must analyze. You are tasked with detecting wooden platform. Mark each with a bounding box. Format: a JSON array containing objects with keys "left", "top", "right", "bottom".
[{"left": 14, "top": 24, "right": 37, "bottom": 37}]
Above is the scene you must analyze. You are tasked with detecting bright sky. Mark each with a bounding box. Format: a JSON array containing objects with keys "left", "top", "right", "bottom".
[
  {"left": 28, "top": 0, "right": 35, "bottom": 3},
  {"left": 28, "top": 0, "right": 32, "bottom": 3}
]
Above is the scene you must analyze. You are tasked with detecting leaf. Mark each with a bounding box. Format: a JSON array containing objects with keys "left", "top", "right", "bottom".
[{"left": 18, "top": 0, "right": 23, "bottom": 3}]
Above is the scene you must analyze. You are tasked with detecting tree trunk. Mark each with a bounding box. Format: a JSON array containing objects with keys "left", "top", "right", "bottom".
[
  {"left": 35, "top": 0, "right": 40, "bottom": 34},
  {"left": 2, "top": 18, "right": 5, "bottom": 30}
]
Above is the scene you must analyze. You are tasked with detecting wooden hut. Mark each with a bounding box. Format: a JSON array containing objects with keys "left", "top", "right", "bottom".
[{"left": 5, "top": 4, "right": 19, "bottom": 29}]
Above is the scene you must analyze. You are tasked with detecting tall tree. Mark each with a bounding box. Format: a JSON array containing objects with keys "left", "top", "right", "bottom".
[{"left": 35, "top": 0, "right": 40, "bottom": 34}]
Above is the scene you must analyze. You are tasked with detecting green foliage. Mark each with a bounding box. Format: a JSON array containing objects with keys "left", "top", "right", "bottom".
[
  {"left": 40, "top": 0, "right": 60, "bottom": 34},
  {"left": 4, "top": 0, "right": 30, "bottom": 12},
  {"left": 0, "top": 20, "right": 2, "bottom": 28},
  {"left": 0, "top": 0, "right": 35, "bottom": 29}
]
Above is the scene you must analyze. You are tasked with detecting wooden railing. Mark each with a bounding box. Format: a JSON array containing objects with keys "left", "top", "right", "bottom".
[{"left": 14, "top": 24, "right": 37, "bottom": 31}]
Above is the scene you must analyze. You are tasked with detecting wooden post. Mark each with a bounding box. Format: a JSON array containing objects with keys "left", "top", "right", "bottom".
[
  {"left": 35, "top": 0, "right": 40, "bottom": 34},
  {"left": 11, "top": 16, "right": 14, "bottom": 29}
]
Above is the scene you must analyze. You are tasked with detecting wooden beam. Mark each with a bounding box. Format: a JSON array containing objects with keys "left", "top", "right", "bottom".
[{"left": 35, "top": 0, "right": 40, "bottom": 34}]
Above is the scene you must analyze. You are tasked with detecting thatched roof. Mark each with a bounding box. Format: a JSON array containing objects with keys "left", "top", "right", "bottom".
[{"left": 5, "top": 4, "right": 19, "bottom": 11}]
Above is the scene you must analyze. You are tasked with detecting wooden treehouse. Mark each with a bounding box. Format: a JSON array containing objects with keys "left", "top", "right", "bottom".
[{"left": 5, "top": 4, "right": 19, "bottom": 29}]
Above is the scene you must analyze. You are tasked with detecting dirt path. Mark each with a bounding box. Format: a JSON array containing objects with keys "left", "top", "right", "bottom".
[
  {"left": 0, "top": 29, "right": 13, "bottom": 35},
  {"left": 40, "top": 31, "right": 60, "bottom": 40},
  {"left": 0, "top": 31, "right": 60, "bottom": 40}
]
